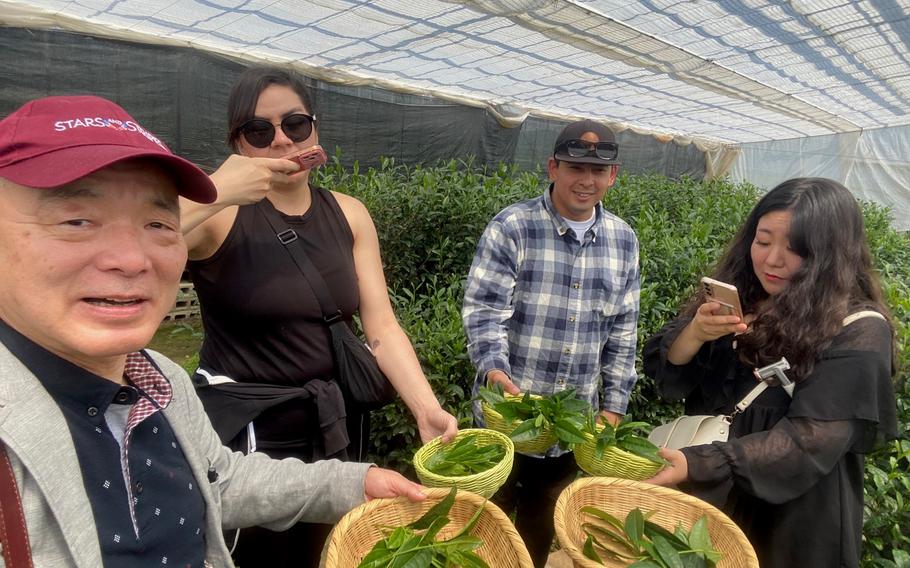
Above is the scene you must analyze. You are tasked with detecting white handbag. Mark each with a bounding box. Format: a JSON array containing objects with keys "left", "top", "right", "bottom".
[
  {"left": 648, "top": 311, "right": 885, "bottom": 450},
  {"left": 648, "top": 414, "right": 732, "bottom": 450}
]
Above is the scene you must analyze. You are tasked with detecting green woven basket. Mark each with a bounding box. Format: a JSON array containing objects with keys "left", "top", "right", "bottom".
[
  {"left": 574, "top": 431, "right": 664, "bottom": 480},
  {"left": 413, "top": 428, "right": 514, "bottom": 499},
  {"left": 482, "top": 395, "right": 557, "bottom": 455}
]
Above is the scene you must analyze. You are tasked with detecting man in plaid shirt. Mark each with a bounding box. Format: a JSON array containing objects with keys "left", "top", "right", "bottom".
[{"left": 462, "top": 119, "right": 640, "bottom": 567}]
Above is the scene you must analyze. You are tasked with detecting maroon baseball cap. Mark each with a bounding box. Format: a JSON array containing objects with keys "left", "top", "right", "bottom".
[{"left": 0, "top": 95, "right": 216, "bottom": 203}]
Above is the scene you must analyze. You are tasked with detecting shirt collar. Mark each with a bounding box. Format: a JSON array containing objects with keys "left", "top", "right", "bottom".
[
  {"left": 542, "top": 183, "right": 604, "bottom": 240},
  {"left": 0, "top": 319, "right": 170, "bottom": 413}
]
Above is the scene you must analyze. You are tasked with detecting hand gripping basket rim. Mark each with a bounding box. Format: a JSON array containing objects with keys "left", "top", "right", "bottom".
[
  {"left": 574, "top": 430, "right": 663, "bottom": 481},
  {"left": 322, "top": 487, "right": 533, "bottom": 568},
  {"left": 554, "top": 477, "right": 759, "bottom": 568},
  {"left": 481, "top": 395, "right": 558, "bottom": 455},
  {"left": 413, "top": 428, "right": 514, "bottom": 499}
]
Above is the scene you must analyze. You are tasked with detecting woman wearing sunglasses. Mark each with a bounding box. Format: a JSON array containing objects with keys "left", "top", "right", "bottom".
[{"left": 180, "top": 66, "right": 458, "bottom": 567}]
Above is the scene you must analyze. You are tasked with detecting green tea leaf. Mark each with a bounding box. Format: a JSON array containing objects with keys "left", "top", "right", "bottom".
[
  {"left": 390, "top": 547, "right": 433, "bottom": 568},
  {"left": 616, "top": 421, "right": 652, "bottom": 435},
  {"left": 653, "top": 534, "right": 685, "bottom": 568},
  {"left": 625, "top": 508, "right": 646, "bottom": 549},
  {"left": 386, "top": 526, "right": 412, "bottom": 548},
  {"left": 687, "top": 516, "right": 712, "bottom": 553},
  {"left": 446, "top": 549, "right": 490, "bottom": 568},
  {"left": 582, "top": 522, "right": 636, "bottom": 554},
  {"left": 581, "top": 506, "right": 626, "bottom": 533},
  {"left": 420, "top": 515, "right": 451, "bottom": 542},
  {"left": 409, "top": 487, "right": 457, "bottom": 530},
  {"left": 509, "top": 418, "right": 543, "bottom": 442},
  {"left": 583, "top": 536, "right": 602, "bottom": 563},
  {"left": 553, "top": 418, "right": 587, "bottom": 445},
  {"left": 619, "top": 436, "right": 667, "bottom": 465},
  {"left": 644, "top": 520, "right": 688, "bottom": 550},
  {"left": 681, "top": 553, "right": 709, "bottom": 568},
  {"left": 627, "top": 560, "right": 664, "bottom": 568}
]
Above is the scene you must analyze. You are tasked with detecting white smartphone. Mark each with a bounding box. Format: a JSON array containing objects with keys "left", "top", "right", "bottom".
[{"left": 700, "top": 277, "right": 743, "bottom": 319}]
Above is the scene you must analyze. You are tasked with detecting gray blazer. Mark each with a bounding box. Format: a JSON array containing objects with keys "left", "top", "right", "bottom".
[{"left": 0, "top": 344, "right": 372, "bottom": 567}]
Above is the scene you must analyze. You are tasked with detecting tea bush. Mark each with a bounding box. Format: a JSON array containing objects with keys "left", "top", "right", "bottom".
[{"left": 313, "top": 161, "right": 909, "bottom": 566}]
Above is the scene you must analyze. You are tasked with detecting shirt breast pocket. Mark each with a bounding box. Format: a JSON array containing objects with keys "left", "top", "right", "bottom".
[{"left": 592, "top": 272, "right": 624, "bottom": 320}]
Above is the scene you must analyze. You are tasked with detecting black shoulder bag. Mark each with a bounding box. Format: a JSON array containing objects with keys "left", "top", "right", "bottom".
[{"left": 256, "top": 201, "right": 398, "bottom": 412}]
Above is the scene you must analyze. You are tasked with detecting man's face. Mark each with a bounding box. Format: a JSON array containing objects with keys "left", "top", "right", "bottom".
[
  {"left": 0, "top": 161, "right": 185, "bottom": 377},
  {"left": 547, "top": 131, "right": 618, "bottom": 221}
]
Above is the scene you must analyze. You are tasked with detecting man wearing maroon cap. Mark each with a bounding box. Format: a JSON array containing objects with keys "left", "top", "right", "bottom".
[
  {"left": 463, "top": 119, "right": 640, "bottom": 566},
  {"left": 0, "top": 95, "right": 424, "bottom": 567}
]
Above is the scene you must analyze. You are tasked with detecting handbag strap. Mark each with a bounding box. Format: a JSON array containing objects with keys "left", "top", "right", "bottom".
[
  {"left": 842, "top": 310, "right": 885, "bottom": 326},
  {"left": 255, "top": 200, "right": 343, "bottom": 324},
  {"left": 0, "top": 444, "right": 34, "bottom": 568},
  {"left": 732, "top": 310, "right": 886, "bottom": 415}
]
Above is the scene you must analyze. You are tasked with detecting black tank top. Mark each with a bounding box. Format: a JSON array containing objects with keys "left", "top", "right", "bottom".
[{"left": 187, "top": 187, "right": 359, "bottom": 386}]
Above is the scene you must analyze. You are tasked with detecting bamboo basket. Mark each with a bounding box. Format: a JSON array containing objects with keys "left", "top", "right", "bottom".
[
  {"left": 482, "top": 394, "right": 557, "bottom": 455},
  {"left": 413, "top": 428, "right": 514, "bottom": 498},
  {"left": 573, "top": 431, "right": 663, "bottom": 481},
  {"left": 322, "top": 487, "right": 533, "bottom": 568},
  {"left": 554, "top": 477, "right": 759, "bottom": 568}
]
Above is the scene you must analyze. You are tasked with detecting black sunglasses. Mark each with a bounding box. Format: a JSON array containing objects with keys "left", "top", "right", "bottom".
[
  {"left": 237, "top": 113, "right": 316, "bottom": 148},
  {"left": 557, "top": 139, "right": 619, "bottom": 161}
]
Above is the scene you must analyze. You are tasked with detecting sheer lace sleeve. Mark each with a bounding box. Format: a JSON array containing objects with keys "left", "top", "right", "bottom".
[
  {"left": 642, "top": 316, "right": 738, "bottom": 413},
  {"left": 644, "top": 316, "right": 710, "bottom": 400},
  {"left": 683, "top": 416, "right": 859, "bottom": 503}
]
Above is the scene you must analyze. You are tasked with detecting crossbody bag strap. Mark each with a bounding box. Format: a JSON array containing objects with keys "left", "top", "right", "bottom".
[
  {"left": 733, "top": 382, "right": 770, "bottom": 415},
  {"left": 254, "top": 201, "right": 343, "bottom": 324},
  {"left": 842, "top": 310, "right": 885, "bottom": 326},
  {"left": 0, "top": 445, "right": 34, "bottom": 568},
  {"left": 733, "top": 310, "right": 886, "bottom": 416}
]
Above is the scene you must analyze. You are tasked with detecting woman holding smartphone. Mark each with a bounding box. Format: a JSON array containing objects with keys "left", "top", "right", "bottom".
[
  {"left": 180, "top": 66, "right": 457, "bottom": 567},
  {"left": 642, "top": 178, "right": 897, "bottom": 567}
]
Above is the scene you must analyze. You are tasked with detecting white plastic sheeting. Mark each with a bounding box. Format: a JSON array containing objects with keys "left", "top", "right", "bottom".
[
  {"left": 1, "top": 0, "right": 909, "bottom": 225},
  {"left": 733, "top": 124, "right": 910, "bottom": 230}
]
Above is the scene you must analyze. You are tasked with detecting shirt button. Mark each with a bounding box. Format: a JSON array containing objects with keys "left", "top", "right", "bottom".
[
  {"left": 116, "top": 391, "right": 130, "bottom": 403},
  {"left": 573, "top": 282, "right": 581, "bottom": 289},
  {"left": 568, "top": 315, "right": 576, "bottom": 322},
  {"left": 135, "top": 482, "right": 143, "bottom": 494},
  {"left": 563, "top": 347, "right": 571, "bottom": 355},
  {"left": 87, "top": 406, "right": 99, "bottom": 417},
  {"left": 556, "top": 378, "right": 566, "bottom": 386}
]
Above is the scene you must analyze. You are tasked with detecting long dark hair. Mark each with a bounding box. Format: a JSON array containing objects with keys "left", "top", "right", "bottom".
[
  {"left": 685, "top": 177, "right": 893, "bottom": 380},
  {"left": 226, "top": 66, "right": 316, "bottom": 152}
]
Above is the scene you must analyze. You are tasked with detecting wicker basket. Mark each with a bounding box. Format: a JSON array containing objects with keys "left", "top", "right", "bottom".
[
  {"left": 482, "top": 395, "right": 557, "bottom": 455},
  {"left": 413, "top": 428, "right": 514, "bottom": 498},
  {"left": 554, "top": 477, "right": 758, "bottom": 568},
  {"left": 574, "top": 431, "right": 664, "bottom": 481},
  {"left": 323, "top": 487, "right": 533, "bottom": 568}
]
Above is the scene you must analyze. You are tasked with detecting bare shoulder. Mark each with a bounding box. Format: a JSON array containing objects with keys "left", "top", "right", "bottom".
[{"left": 329, "top": 190, "right": 373, "bottom": 236}]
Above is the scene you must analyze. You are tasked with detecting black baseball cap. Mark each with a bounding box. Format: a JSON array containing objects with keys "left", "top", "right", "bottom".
[{"left": 553, "top": 119, "right": 621, "bottom": 166}]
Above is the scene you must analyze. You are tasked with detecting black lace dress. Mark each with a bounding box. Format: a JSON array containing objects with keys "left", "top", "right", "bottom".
[{"left": 643, "top": 315, "right": 897, "bottom": 568}]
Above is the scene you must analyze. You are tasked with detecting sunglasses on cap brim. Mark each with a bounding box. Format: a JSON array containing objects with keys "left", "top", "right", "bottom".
[
  {"left": 237, "top": 113, "right": 316, "bottom": 148},
  {"left": 556, "top": 139, "right": 619, "bottom": 162}
]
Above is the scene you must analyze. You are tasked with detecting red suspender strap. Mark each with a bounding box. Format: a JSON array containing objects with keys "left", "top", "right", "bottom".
[{"left": 0, "top": 445, "right": 33, "bottom": 568}]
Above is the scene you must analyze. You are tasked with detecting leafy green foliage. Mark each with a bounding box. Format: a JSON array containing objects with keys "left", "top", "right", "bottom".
[
  {"left": 583, "top": 414, "right": 667, "bottom": 465},
  {"left": 476, "top": 383, "right": 588, "bottom": 448},
  {"left": 581, "top": 506, "right": 722, "bottom": 567},
  {"left": 358, "top": 487, "right": 489, "bottom": 568},
  {"left": 424, "top": 434, "right": 506, "bottom": 477}
]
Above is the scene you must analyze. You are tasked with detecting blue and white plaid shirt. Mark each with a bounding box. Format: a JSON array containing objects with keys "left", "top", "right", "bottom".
[{"left": 463, "top": 185, "right": 640, "bottom": 453}]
